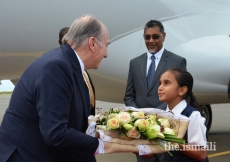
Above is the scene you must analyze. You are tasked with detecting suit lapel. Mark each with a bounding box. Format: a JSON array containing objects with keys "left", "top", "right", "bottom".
[
  {"left": 74, "top": 72, "right": 90, "bottom": 119},
  {"left": 61, "top": 44, "right": 89, "bottom": 119},
  {"left": 140, "top": 53, "right": 149, "bottom": 91},
  {"left": 149, "top": 50, "right": 169, "bottom": 91}
]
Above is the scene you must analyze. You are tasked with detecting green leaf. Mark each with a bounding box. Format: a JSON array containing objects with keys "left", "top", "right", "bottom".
[
  {"left": 156, "top": 120, "right": 161, "bottom": 126},
  {"left": 127, "top": 110, "right": 133, "bottom": 113},
  {"left": 163, "top": 134, "right": 186, "bottom": 144}
]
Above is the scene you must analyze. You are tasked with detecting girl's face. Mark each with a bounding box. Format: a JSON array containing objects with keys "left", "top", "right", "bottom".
[{"left": 158, "top": 71, "right": 187, "bottom": 109}]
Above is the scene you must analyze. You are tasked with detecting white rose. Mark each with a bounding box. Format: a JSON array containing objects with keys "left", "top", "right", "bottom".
[
  {"left": 131, "top": 111, "right": 145, "bottom": 119},
  {"left": 118, "top": 112, "right": 131, "bottom": 126},
  {"left": 108, "top": 113, "right": 119, "bottom": 120},
  {"left": 158, "top": 118, "right": 170, "bottom": 128},
  {"left": 164, "top": 127, "right": 176, "bottom": 135}
]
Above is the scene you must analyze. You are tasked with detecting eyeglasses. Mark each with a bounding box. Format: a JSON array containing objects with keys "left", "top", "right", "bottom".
[{"left": 144, "top": 34, "right": 162, "bottom": 40}]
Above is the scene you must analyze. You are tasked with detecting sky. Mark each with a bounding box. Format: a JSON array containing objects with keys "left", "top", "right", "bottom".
[{"left": 0, "top": 80, "right": 15, "bottom": 92}]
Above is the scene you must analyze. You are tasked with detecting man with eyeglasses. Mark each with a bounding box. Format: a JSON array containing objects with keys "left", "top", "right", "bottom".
[{"left": 124, "top": 20, "right": 187, "bottom": 162}]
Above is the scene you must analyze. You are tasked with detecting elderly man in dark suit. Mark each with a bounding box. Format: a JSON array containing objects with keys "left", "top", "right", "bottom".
[
  {"left": 59, "top": 27, "right": 96, "bottom": 116},
  {"left": 124, "top": 20, "right": 187, "bottom": 162},
  {"left": 58, "top": 27, "right": 97, "bottom": 162},
  {"left": 0, "top": 15, "right": 110, "bottom": 162}
]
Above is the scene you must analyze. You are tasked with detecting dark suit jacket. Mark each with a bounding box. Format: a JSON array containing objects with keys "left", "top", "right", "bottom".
[
  {"left": 124, "top": 49, "right": 187, "bottom": 109},
  {"left": 85, "top": 71, "right": 96, "bottom": 115},
  {"left": 0, "top": 44, "right": 98, "bottom": 162}
]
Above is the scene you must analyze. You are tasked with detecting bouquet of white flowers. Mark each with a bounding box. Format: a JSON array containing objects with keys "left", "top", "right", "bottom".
[{"left": 87, "top": 107, "right": 190, "bottom": 155}]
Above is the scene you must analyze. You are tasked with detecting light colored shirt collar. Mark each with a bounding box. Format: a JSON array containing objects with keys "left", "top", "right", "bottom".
[
  {"left": 166, "top": 100, "right": 187, "bottom": 116},
  {"left": 147, "top": 46, "right": 164, "bottom": 60},
  {"left": 166, "top": 100, "right": 207, "bottom": 146},
  {"left": 146, "top": 47, "right": 164, "bottom": 75},
  {"left": 73, "top": 50, "right": 84, "bottom": 75}
]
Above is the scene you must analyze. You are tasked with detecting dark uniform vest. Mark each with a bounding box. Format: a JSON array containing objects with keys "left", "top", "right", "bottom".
[{"left": 164, "top": 105, "right": 209, "bottom": 162}]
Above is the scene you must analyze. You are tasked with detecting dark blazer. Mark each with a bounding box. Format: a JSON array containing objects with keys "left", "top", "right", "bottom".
[
  {"left": 164, "top": 105, "right": 209, "bottom": 162},
  {"left": 85, "top": 71, "right": 96, "bottom": 115},
  {"left": 124, "top": 49, "right": 187, "bottom": 109},
  {"left": 0, "top": 44, "right": 98, "bottom": 162}
]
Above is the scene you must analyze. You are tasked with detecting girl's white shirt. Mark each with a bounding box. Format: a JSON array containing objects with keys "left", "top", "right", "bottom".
[{"left": 166, "top": 100, "right": 207, "bottom": 146}]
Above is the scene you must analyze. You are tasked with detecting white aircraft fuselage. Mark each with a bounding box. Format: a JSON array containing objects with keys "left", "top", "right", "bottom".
[{"left": 1, "top": 0, "right": 230, "bottom": 130}]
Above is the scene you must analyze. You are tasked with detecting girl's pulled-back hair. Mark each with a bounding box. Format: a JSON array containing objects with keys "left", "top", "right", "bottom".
[{"left": 166, "top": 68, "right": 200, "bottom": 109}]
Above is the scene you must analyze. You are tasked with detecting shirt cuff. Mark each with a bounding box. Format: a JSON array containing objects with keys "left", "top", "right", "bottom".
[{"left": 94, "top": 139, "right": 104, "bottom": 155}]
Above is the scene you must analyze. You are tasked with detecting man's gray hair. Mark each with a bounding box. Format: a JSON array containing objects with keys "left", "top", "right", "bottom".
[{"left": 62, "top": 14, "right": 103, "bottom": 48}]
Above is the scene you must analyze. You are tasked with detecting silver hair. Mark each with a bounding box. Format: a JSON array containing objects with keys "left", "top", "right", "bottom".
[{"left": 62, "top": 14, "right": 103, "bottom": 48}]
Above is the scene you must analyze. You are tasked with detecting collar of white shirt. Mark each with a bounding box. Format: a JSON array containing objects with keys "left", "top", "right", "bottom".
[
  {"left": 166, "top": 100, "right": 187, "bottom": 116},
  {"left": 73, "top": 50, "right": 84, "bottom": 76},
  {"left": 147, "top": 46, "right": 164, "bottom": 60}
]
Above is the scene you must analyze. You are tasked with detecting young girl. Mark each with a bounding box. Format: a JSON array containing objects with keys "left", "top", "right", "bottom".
[{"left": 158, "top": 68, "right": 209, "bottom": 162}]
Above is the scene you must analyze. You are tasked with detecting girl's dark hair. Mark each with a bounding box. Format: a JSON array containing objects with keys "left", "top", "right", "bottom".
[{"left": 166, "top": 68, "right": 200, "bottom": 109}]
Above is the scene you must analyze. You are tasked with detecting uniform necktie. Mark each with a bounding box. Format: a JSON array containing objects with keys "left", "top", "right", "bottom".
[
  {"left": 83, "top": 71, "right": 95, "bottom": 108},
  {"left": 147, "top": 55, "right": 156, "bottom": 89}
]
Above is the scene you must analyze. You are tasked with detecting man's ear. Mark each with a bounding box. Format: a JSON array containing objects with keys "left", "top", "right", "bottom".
[
  {"left": 179, "top": 86, "right": 188, "bottom": 96},
  {"left": 88, "top": 37, "right": 96, "bottom": 51}
]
